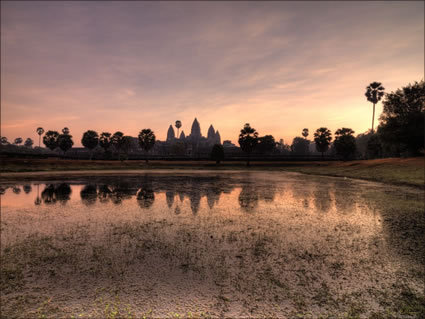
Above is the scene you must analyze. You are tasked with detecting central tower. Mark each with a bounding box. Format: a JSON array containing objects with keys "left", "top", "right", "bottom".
[{"left": 190, "top": 118, "right": 201, "bottom": 139}]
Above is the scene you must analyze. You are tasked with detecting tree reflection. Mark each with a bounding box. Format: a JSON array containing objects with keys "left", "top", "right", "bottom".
[
  {"left": 110, "top": 182, "right": 136, "bottom": 205},
  {"left": 333, "top": 180, "right": 356, "bottom": 213},
  {"left": 23, "top": 185, "right": 32, "bottom": 194},
  {"left": 12, "top": 186, "right": 21, "bottom": 194},
  {"left": 80, "top": 184, "right": 97, "bottom": 206},
  {"left": 238, "top": 177, "right": 276, "bottom": 212},
  {"left": 34, "top": 184, "right": 41, "bottom": 205},
  {"left": 313, "top": 182, "right": 332, "bottom": 213},
  {"left": 41, "top": 184, "right": 57, "bottom": 204},
  {"left": 0, "top": 186, "right": 8, "bottom": 195},
  {"left": 98, "top": 185, "right": 113, "bottom": 203},
  {"left": 238, "top": 186, "right": 259, "bottom": 212},
  {"left": 55, "top": 183, "right": 72, "bottom": 203},
  {"left": 137, "top": 187, "right": 155, "bottom": 209}
]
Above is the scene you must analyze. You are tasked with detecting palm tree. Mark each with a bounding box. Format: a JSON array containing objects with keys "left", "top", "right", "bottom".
[
  {"left": 365, "top": 82, "right": 385, "bottom": 133},
  {"left": 81, "top": 130, "right": 99, "bottom": 160},
  {"left": 36, "top": 127, "right": 44, "bottom": 147},
  {"left": 238, "top": 123, "right": 259, "bottom": 166},
  {"left": 99, "top": 132, "right": 112, "bottom": 154},
  {"left": 302, "top": 128, "right": 309, "bottom": 139},
  {"left": 175, "top": 120, "right": 182, "bottom": 139},
  {"left": 138, "top": 129, "right": 156, "bottom": 163},
  {"left": 313, "top": 127, "right": 332, "bottom": 158},
  {"left": 62, "top": 127, "right": 70, "bottom": 135}
]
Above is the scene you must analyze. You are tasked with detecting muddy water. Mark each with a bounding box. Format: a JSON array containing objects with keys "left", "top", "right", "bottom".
[{"left": 1, "top": 171, "right": 424, "bottom": 318}]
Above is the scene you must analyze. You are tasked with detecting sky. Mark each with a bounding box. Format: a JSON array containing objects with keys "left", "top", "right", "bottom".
[{"left": 1, "top": 1, "right": 424, "bottom": 146}]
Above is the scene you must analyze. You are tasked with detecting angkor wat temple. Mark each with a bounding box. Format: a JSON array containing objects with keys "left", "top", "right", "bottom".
[
  {"left": 155, "top": 118, "right": 222, "bottom": 157},
  {"left": 166, "top": 118, "right": 220, "bottom": 145}
]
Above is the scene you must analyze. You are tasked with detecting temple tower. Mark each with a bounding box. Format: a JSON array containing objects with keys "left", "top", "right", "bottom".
[
  {"left": 166, "top": 125, "right": 175, "bottom": 141},
  {"left": 190, "top": 118, "right": 201, "bottom": 139},
  {"left": 207, "top": 125, "right": 216, "bottom": 144},
  {"left": 180, "top": 130, "right": 186, "bottom": 140},
  {"left": 215, "top": 130, "right": 221, "bottom": 144}
]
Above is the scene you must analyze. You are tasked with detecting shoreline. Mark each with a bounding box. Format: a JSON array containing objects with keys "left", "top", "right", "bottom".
[{"left": 1, "top": 157, "right": 423, "bottom": 189}]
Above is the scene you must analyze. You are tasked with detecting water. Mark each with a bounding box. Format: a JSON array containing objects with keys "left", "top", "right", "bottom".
[{"left": 1, "top": 171, "right": 424, "bottom": 317}]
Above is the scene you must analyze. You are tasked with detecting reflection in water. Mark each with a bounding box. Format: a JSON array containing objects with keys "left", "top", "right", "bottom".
[
  {"left": 42, "top": 183, "right": 73, "bottom": 205},
  {"left": 56, "top": 184, "right": 72, "bottom": 203},
  {"left": 333, "top": 180, "right": 357, "bottom": 213},
  {"left": 80, "top": 184, "right": 97, "bottom": 206},
  {"left": 1, "top": 172, "right": 424, "bottom": 317},
  {"left": 166, "top": 191, "right": 174, "bottom": 208},
  {"left": 23, "top": 185, "right": 32, "bottom": 194},
  {"left": 12, "top": 186, "right": 21, "bottom": 194},
  {"left": 98, "top": 185, "right": 113, "bottom": 203},
  {"left": 238, "top": 176, "right": 277, "bottom": 212},
  {"left": 189, "top": 191, "right": 201, "bottom": 214},
  {"left": 41, "top": 185, "right": 56, "bottom": 204},
  {"left": 313, "top": 182, "right": 332, "bottom": 213},
  {"left": 0, "top": 186, "right": 8, "bottom": 195},
  {"left": 137, "top": 187, "right": 155, "bottom": 209},
  {"left": 238, "top": 185, "right": 259, "bottom": 212},
  {"left": 34, "top": 184, "right": 41, "bottom": 205},
  {"left": 110, "top": 182, "right": 137, "bottom": 205}
]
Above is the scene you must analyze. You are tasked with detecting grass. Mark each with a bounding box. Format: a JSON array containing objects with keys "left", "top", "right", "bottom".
[{"left": 1, "top": 157, "right": 423, "bottom": 187}]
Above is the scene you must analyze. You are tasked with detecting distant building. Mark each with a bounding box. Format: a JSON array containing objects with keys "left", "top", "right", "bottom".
[
  {"left": 151, "top": 118, "right": 223, "bottom": 158},
  {"left": 223, "top": 140, "right": 236, "bottom": 147}
]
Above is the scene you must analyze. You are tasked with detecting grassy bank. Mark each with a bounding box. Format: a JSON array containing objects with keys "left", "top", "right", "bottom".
[{"left": 1, "top": 157, "right": 423, "bottom": 187}]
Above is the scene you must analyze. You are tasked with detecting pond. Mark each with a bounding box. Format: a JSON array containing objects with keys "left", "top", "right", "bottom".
[{"left": 1, "top": 171, "right": 424, "bottom": 318}]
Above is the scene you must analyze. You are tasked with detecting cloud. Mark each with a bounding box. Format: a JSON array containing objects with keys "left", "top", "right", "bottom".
[{"left": 1, "top": 1, "right": 423, "bottom": 145}]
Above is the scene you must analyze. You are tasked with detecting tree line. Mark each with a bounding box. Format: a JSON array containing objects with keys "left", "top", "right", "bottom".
[
  {"left": 232, "top": 80, "right": 424, "bottom": 165},
  {"left": 1, "top": 80, "right": 423, "bottom": 162}
]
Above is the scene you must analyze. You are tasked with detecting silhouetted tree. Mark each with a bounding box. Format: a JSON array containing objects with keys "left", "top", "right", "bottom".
[
  {"left": 291, "top": 137, "right": 309, "bottom": 156},
  {"left": 257, "top": 135, "right": 276, "bottom": 155},
  {"left": 62, "top": 127, "right": 70, "bottom": 135},
  {"left": 58, "top": 134, "right": 74, "bottom": 155},
  {"left": 314, "top": 127, "right": 332, "bottom": 157},
  {"left": 302, "top": 128, "right": 309, "bottom": 139},
  {"left": 355, "top": 131, "right": 372, "bottom": 159},
  {"left": 24, "top": 138, "right": 34, "bottom": 148},
  {"left": 377, "top": 80, "right": 424, "bottom": 156},
  {"left": 334, "top": 128, "right": 356, "bottom": 160},
  {"left": 43, "top": 131, "right": 59, "bottom": 151},
  {"left": 238, "top": 123, "right": 258, "bottom": 166},
  {"left": 111, "top": 131, "right": 124, "bottom": 159},
  {"left": 175, "top": 120, "right": 182, "bottom": 138},
  {"left": 117, "top": 136, "right": 133, "bottom": 161},
  {"left": 81, "top": 130, "right": 99, "bottom": 159},
  {"left": 211, "top": 144, "right": 224, "bottom": 164},
  {"left": 99, "top": 132, "right": 112, "bottom": 155},
  {"left": 1, "top": 137, "right": 9, "bottom": 145},
  {"left": 366, "top": 134, "right": 382, "bottom": 159},
  {"left": 14, "top": 137, "right": 23, "bottom": 146},
  {"left": 138, "top": 129, "right": 156, "bottom": 163},
  {"left": 365, "top": 82, "right": 385, "bottom": 133},
  {"left": 36, "top": 127, "right": 44, "bottom": 147}
]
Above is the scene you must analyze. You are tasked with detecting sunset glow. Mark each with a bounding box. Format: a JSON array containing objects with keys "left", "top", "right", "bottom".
[{"left": 1, "top": 1, "right": 423, "bottom": 146}]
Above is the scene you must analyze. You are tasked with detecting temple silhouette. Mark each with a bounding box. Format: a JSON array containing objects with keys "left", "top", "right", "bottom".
[
  {"left": 166, "top": 118, "right": 221, "bottom": 145},
  {"left": 157, "top": 118, "right": 221, "bottom": 157}
]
